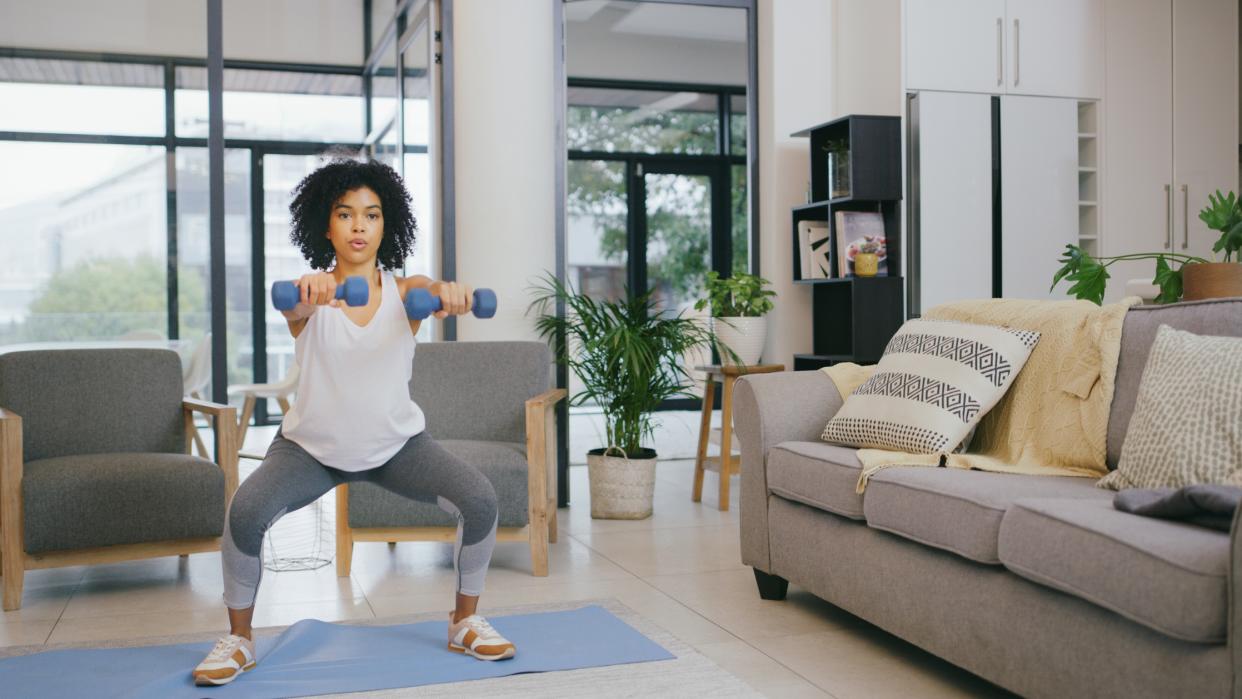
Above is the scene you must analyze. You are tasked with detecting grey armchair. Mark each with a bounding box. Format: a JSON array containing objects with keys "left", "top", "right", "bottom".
[
  {"left": 335, "top": 341, "right": 565, "bottom": 577},
  {"left": 0, "top": 349, "right": 238, "bottom": 610}
]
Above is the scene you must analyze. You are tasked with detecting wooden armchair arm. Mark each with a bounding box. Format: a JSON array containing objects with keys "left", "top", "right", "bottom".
[
  {"left": 182, "top": 399, "right": 240, "bottom": 498},
  {"left": 1, "top": 408, "right": 24, "bottom": 607},
  {"left": 524, "top": 389, "right": 566, "bottom": 514}
]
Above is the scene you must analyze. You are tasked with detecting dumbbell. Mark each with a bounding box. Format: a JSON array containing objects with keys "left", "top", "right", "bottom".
[
  {"left": 404, "top": 287, "right": 497, "bottom": 320},
  {"left": 271, "top": 276, "right": 369, "bottom": 311}
]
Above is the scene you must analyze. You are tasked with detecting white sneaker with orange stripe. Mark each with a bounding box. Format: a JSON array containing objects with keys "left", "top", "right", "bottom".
[
  {"left": 447, "top": 613, "right": 516, "bottom": 661},
  {"left": 192, "top": 633, "right": 257, "bottom": 686}
]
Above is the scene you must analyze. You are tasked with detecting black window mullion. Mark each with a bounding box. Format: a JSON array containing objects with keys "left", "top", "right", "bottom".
[
  {"left": 249, "top": 149, "right": 268, "bottom": 428},
  {"left": 627, "top": 158, "right": 646, "bottom": 296},
  {"left": 164, "top": 60, "right": 179, "bottom": 341}
]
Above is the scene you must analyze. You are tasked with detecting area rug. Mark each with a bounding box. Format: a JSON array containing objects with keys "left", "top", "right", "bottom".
[{"left": 0, "top": 598, "right": 759, "bottom": 698}]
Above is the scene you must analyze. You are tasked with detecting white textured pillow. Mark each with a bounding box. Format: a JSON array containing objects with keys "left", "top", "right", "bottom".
[
  {"left": 822, "top": 319, "right": 1040, "bottom": 454},
  {"left": 1099, "top": 325, "right": 1242, "bottom": 490}
]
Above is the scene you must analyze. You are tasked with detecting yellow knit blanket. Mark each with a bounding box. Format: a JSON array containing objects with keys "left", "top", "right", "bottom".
[{"left": 821, "top": 298, "right": 1138, "bottom": 492}]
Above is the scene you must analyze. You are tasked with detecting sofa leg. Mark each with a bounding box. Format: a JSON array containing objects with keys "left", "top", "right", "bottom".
[{"left": 753, "top": 568, "right": 788, "bottom": 601}]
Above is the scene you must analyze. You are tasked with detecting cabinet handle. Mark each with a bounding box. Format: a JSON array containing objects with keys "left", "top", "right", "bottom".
[
  {"left": 1013, "top": 19, "right": 1020, "bottom": 87},
  {"left": 1181, "top": 184, "right": 1189, "bottom": 249},
  {"left": 1164, "top": 184, "right": 1172, "bottom": 249},
  {"left": 996, "top": 18, "right": 1003, "bottom": 87}
]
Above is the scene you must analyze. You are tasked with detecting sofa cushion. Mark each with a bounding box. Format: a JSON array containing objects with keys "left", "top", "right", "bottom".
[
  {"left": 348, "top": 440, "right": 530, "bottom": 528},
  {"left": 767, "top": 441, "right": 865, "bottom": 519},
  {"left": 999, "top": 497, "right": 1229, "bottom": 643},
  {"left": 1108, "top": 298, "right": 1242, "bottom": 470},
  {"left": 23, "top": 452, "right": 225, "bottom": 554},
  {"left": 863, "top": 468, "right": 1109, "bottom": 564}
]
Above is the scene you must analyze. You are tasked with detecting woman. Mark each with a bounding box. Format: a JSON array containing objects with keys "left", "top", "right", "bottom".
[{"left": 193, "top": 159, "right": 513, "bottom": 687}]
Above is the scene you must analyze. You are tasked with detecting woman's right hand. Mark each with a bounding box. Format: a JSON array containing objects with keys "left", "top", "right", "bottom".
[{"left": 282, "top": 272, "right": 341, "bottom": 320}]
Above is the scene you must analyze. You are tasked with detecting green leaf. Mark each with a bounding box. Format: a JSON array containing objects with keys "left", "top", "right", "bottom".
[
  {"left": 1152, "top": 256, "right": 1184, "bottom": 304},
  {"left": 1050, "top": 244, "right": 1108, "bottom": 304}
]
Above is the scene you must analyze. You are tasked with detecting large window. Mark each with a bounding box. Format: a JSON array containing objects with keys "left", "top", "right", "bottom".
[{"left": 1, "top": 0, "right": 446, "bottom": 422}]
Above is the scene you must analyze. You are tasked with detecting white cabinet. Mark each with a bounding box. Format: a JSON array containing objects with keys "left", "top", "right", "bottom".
[
  {"left": 1000, "top": 96, "right": 1080, "bottom": 299},
  {"left": 910, "top": 91, "right": 995, "bottom": 312},
  {"left": 1103, "top": 0, "right": 1238, "bottom": 287},
  {"left": 905, "top": 0, "right": 1006, "bottom": 94},
  {"left": 1006, "top": 0, "right": 1103, "bottom": 99},
  {"left": 904, "top": 0, "right": 1102, "bottom": 99},
  {"left": 1172, "top": 0, "right": 1239, "bottom": 260}
]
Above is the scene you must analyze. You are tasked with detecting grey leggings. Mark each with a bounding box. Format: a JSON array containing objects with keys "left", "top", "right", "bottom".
[{"left": 222, "top": 430, "right": 498, "bottom": 609}]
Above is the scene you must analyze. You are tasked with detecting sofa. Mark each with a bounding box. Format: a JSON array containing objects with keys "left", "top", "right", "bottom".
[{"left": 734, "top": 298, "right": 1242, "bottom": 699}]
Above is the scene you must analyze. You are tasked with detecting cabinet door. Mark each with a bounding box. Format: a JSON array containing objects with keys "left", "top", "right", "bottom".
[
  {"left": 1102, "top": 0, "right": 1174, "bottom": 299},
  {"left": 1001, "top": 96, "right": 1079, "bottom": 299},
  {"left": 1173, "top": 0, "right": 1239, "bottom": 260},
  {"left": 910, "top": 91, "right": 995, "bottom": 314},
  {"left": 1007, "top": 0, "right": 1103, "bottom": 99},
  {"left": 905, "top": 0, "right": 1006, "bottom": 94}
]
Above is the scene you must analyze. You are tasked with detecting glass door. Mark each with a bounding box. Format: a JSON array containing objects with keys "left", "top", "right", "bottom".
[{"left": 636, "top": 159, "right": 729, "bottom": 405}]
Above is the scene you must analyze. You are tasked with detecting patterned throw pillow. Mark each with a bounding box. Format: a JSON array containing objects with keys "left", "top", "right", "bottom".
[
  {"left": 1099, "top": 325, "right": 1242, "bottom": 490},
  {"left": 822, "top": 319, "right": 1040, "bottom": 454}
]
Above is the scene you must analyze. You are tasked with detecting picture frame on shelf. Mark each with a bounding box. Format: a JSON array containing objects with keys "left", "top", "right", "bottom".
[
  {"left": 798, "top": 219, "right": 832, "bottom": 279},
  {"left": 834, "top": 211, "right": 887, "bottom": 277}
]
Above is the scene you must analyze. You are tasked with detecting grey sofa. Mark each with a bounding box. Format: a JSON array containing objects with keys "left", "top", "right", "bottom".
[
  {"left": 734, "top": 298, "right": 1242, "bottom": 699},
  {"left": 0, "top": 348, "right": 238, "bottom": 611},
  {"left": 335, "top": 341, "right": 564, "bottom": 578}
]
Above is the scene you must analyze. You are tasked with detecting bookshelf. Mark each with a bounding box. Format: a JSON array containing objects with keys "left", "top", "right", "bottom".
[{"left": 791, "top": 115, "right": 905, "bottom": 371}]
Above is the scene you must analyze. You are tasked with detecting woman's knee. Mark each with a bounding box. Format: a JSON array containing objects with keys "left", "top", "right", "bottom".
[{"left": 226, "top": 487, "right": 279, "bottom": 556}]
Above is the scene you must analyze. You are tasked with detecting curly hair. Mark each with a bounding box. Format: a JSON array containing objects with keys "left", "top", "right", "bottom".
[{"left": 288, "top": 158, "right": 417, "bottom": 270}]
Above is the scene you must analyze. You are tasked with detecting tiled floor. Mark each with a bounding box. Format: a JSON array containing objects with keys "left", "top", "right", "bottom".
[{"left": 0, "top": 419, "right": 1010, "bottom": 698}]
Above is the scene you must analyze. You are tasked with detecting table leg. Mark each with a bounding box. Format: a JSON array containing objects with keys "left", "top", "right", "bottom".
[
  {"left": 718, "top": 375, "right": 737, "bottom": 511},
  {"left": 692, "top": 376, "right": 715, "bottom": 503}
]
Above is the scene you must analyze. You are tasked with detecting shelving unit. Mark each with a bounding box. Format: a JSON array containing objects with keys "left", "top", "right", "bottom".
[
  {"left": 790, "top": 115, "right": 904, "bottom": 371},
  {"left": 1077, "top": 101, "right": 1101, "bottom": 256}
]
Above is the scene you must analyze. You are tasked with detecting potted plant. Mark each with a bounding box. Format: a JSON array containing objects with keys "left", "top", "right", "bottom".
[
  {"left": 693, "top": 271, "right": 776, "bottom": 366},
  {"left": 529, "top": 274, "right": 715, "bottom": 519},
  {"left": 1051, "top": 190, "right": 1242, "bottom": 304}
]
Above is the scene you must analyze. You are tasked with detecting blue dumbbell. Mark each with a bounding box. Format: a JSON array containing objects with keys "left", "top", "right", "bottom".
[
  {"left": 404, "top": 287, "right": 497, "bottom": 320},
  {"left": 271, "top": 276, "right": 369, "bottom": 311}
]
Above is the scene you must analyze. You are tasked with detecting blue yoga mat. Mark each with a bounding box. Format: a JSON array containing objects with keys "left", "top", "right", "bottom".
[{"left": 0, "top": 605, "right": 674, "bottom": 698}]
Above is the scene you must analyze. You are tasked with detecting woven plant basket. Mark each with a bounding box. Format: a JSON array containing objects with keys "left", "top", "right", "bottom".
[{"left": 586, "top": 447, "right": 657, "bottom": 520}]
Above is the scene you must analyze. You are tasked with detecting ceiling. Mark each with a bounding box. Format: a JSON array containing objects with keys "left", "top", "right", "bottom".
[{"left": 565, "top": 1, "right": 746, "bottom": 44}]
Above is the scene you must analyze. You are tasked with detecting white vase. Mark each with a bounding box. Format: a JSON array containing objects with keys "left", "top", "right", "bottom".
[{"left": 712, "top": 316, "right": 768, "bottom": 366}]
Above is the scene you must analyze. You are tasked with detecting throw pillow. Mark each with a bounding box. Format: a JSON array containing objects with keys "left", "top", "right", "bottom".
[
  {"left": 821, "top": 318, "right": 1040, "bottom": 454},
  {"left": 1099, "top": 325, "right": 1242, "bottom": 490}
]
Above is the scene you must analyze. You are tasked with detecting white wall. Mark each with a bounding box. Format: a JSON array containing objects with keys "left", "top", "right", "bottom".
[
  {"left": 451, "top": 0, "right": 556, "bottom": 342},
  {"left": 833, "top": 0, "right": 901, "bottom": 116},
  {"left": 0, "top": 0, "right": 365, "bottom": 66},
  {"left": 757, "top": 0, "right": 834, "bottom": 368}
]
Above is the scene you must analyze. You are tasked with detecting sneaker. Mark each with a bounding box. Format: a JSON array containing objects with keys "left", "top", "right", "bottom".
[
  {"left": 192, "top": 633, "right": 257, "bottom": 686},
  {"left": 447, "top": 613, "right": 516, "bottom": 661}
]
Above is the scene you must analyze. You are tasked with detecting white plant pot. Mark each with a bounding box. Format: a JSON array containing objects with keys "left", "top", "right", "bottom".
[
  {"left": 712, "top": 316, "right": 768, "bottom": 366},
  {"left": 586, "top": 449, "right": 657, "bottom": 519}
]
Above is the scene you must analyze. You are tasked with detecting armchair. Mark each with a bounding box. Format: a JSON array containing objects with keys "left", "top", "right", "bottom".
[
  {"left": 0, "top": 349, "right": 238, "bottom": 610},
  {"left": 336, "top": 341, "right": 565, "bottom": 577}
]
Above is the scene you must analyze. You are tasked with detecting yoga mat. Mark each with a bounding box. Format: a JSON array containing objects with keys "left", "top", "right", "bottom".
[{"left": 0, "top": 605, "right": 675, "bottom": 698}]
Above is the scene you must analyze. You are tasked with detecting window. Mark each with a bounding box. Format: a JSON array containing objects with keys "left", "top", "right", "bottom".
[
  {"left": 175, "top": 67, "right": 364, "bottom": 142},
  {"left": 0, "top": 58, "right": 165, "bottom": 137},
  {"left": 568, "top": 86, "right": 719, "bottom": 154}
]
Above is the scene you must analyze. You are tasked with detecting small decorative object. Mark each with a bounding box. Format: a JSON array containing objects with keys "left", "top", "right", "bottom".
[
  {"left": 854, "top": 249, "right": 879, "bottom": 277},
  {"left": 798, "top": 220, "right": 831, "bottom": 279},
  {"left": 530, "top": 274, "right": 715, "bottom": 519},
  {"left": 1052, "top": 189, "right": 1242, "bottom": 304},
  {"left": 824, "top": 138, "right": 851, "bottom": 199},
  {"left": 834, "top": 211, "right": 887, "bottom": 277},
  {"left": 695, "top": 271, "right": 776, "bottom": 366}
]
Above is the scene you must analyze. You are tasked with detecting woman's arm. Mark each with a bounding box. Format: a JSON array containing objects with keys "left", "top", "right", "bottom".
[{"left": 285, "top": 272, "right": 343, "bottom": 339}]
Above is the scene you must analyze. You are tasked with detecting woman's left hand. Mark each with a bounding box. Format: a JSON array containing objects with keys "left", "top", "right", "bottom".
[{"left": 432, "top": 280, "right": 473, "bottom": 319}]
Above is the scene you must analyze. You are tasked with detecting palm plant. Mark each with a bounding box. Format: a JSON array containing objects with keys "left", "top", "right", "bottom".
[{"left": 528, "top": 273, "right": 715, "bottom": 456}]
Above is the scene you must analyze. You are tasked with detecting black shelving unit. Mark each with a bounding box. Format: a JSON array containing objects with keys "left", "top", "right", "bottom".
[{"left": 791, "top": 115, "right": 904, "bottom": 371}]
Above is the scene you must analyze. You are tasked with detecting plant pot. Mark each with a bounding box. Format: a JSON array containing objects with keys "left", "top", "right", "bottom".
[
  {"left": 586, "top": 447, "right": 657, "bottom": 519},
  {"left": 712, "top": 316, "right": 768, "bottom": 366},
  {"left": 854, "top": 252, "right": 879, "bottom": 277},
  {"left": 1182, "top": 262, "right": 1242, "bottom": 301}
]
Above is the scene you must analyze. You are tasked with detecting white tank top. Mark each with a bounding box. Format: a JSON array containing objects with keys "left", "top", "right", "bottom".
[{"left": 281, "top": 270, "right": 425, "bottom": 471}]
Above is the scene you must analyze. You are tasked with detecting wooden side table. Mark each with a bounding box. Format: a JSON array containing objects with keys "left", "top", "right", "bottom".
[{"left": 692, "top": 363, "right": 785, "bottom": 511}]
